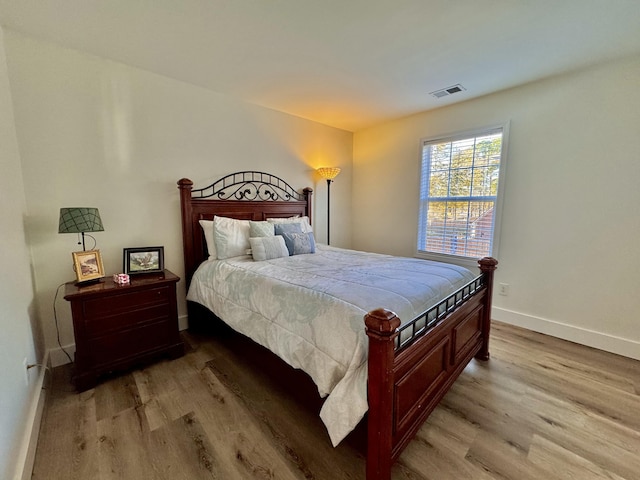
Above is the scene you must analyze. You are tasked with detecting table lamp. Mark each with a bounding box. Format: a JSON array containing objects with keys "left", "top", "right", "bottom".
[{"left": 58, "top": 207, "right": 104, "bottom": 251}]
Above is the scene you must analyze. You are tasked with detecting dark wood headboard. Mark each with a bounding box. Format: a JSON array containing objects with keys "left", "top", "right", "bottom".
[{"left": 178, "top": 171, "right": 313, "bottom": 286}]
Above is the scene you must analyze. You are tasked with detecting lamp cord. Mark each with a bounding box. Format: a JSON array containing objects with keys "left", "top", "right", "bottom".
[{"left": 53, "top": 283, "right": 74, "bottom": 364}]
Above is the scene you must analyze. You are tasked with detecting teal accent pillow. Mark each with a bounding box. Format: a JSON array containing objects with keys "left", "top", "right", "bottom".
[
  {"left": 281, "top": 232, "right": 316, "bottom": 256},
  {"left": 274, "top": 223, "right": 303, "bottom": 235},
  {"left": 249, "top": 221, "right": 274, "bottom": 237},
  {"left": 267, "top": 216, "right": 313, "bottom": 233}
]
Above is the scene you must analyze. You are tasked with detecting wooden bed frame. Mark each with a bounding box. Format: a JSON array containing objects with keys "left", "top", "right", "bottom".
[{"left": 178, "top": 171, "right": 497, "bottom": 480}]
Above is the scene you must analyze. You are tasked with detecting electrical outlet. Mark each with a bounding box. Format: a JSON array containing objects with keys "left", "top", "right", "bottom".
[
  {"left": 499, "top": 283, "right": 510, "bottom": 296},
  {"left": 23, "top": 357, "right": 29, "bottom": 386}
]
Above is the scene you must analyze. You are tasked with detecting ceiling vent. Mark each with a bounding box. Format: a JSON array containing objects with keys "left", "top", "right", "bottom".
[{"left": 430, "top": 84, "right": 466, "bottom": 99}]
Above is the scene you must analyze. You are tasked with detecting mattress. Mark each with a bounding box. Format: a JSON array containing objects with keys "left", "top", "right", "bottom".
[{"left": 186, "top": 245, "right": 476, "bottom": 445}]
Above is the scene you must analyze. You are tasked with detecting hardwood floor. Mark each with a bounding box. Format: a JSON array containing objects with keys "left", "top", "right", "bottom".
[{"left": 32, "top": 321, "right": 640, "bottom": 480}]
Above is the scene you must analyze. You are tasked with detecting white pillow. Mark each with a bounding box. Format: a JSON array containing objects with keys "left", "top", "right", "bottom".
[
  {"left": 267, "top": 215, "right": 313, "bottom": 233},
  {"left": 214, "top": 216, "right": 251, "bottom": 259},
  {"left": 249, "top": 236, "right": 290, "bottom": 261},
  {"left": 198, "top": 219, "right": 217, "bottom": 260}
]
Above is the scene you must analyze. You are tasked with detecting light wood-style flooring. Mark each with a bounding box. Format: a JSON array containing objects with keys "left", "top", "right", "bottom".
[{"left": 32, "top": 321, "right": 640, "bottom": 480}]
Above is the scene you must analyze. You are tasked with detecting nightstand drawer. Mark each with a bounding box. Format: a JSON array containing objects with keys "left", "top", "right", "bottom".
[
  {"left": 82, "top": 286, "right": 170, "bottom": 319},
  {"left": 84, "top": 304, "right": 171, "bottom": 337},
  {"left": 86, "top": 320, "right": 172, "bottom": 368}
]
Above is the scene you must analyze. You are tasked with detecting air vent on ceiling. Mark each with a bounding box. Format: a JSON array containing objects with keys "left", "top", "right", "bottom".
[{"left": 430, "top": 84, "right": 466, "bottom": 99}]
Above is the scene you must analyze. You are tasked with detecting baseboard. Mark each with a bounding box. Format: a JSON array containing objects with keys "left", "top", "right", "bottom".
[
  {"left": 13, "top": 350, "right": 49, "bottom": 480},
  {"left": 493, "top": 307, "right": 640, "bottom": 361},
  {"left": 178, "top": 313, "right": 189, "bottom": 331}
]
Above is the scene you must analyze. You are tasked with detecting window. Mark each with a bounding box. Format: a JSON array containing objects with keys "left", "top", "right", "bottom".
[{"left": 417, "top": 125, "right": 507, "bottom": 261}]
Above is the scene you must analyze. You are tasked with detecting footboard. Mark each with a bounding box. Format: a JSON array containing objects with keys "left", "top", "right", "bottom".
[{"left": 364, "top": 257, "right": 497, "bottom": 480}]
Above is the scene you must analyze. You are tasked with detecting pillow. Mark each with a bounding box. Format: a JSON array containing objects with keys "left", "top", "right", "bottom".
[
  {"left": 281, "top": 232, "right": 316, "bottom": 256},
  {"left": 198, "top": 219, "right": 217, "bottom": 259},
  {"left": 250, "top": 236, "right": 290, "bottom": 261},
  {"left": 274, "top": 222, "right": 303, "bottom": 236},
  {"left": 214, "top": 215, "right": 251, "bottom": 259},
  {"left": 249, "top": 220, "right": 275, "bottom": 238},
  {"left": 267, "top": 215, "right": 313, "bottom": 233}
]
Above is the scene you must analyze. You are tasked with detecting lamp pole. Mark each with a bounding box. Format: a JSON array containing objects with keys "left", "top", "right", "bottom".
[
  {"left": 316, "top": 167, "right": 341, "bottom": 246},
  {"left": 326, "top": 178, "right": 332, "bottom": 245}
]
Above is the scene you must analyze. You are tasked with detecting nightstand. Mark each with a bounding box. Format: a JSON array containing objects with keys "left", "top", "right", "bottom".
[{"left": 64, "top": 269, "right": 184, "bottom": 391}]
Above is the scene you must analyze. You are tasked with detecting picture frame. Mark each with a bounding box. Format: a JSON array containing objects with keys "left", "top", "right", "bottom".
[
  {"left": 123, "top": 246, "right": 164, "bottom": 275},
  {"left": 72, "top": 249, "right": 105, "bottom": 283}
]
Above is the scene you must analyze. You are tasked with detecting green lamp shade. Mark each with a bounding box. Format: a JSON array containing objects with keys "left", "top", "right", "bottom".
[{"left": 58, "top": 208, "right": 104, "bottom": 234}]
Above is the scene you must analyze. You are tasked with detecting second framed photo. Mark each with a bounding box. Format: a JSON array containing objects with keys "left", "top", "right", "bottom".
[{"left": 123, "top": 246, "right": 164, "bottom": 275}]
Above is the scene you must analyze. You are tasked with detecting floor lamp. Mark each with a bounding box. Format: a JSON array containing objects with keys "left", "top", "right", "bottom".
[{"left": 317, "top": 167, "right": 341, "bottom": 245}]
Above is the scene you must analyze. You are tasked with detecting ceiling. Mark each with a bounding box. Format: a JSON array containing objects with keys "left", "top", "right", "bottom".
[{"left": 1, "top": 0, "right": 639, "bottom": 132}]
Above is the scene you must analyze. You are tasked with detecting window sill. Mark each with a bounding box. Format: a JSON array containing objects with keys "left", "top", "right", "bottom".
[{"left": 414, "top": 251, "right": 486, "bottom": 271}]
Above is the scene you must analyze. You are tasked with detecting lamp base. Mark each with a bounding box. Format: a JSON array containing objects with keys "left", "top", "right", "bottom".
[{"left": 74, "top": 278, "right": 104, "bottom": 287}]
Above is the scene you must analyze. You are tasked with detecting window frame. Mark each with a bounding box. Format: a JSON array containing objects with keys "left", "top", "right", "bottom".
[{"left": 415, "top": 122, "right": 509, "bottom": 269}]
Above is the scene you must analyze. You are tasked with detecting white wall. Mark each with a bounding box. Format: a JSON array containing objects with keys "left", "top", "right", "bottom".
[
  {"left": 4, "top": 30, "right": 353, "bottom": 366},
  {"left": 353, "top": 55, "right": 640, "bottom": 359},
  {"left": 0, "top": 26, "right": 42, "bottom": 480}
]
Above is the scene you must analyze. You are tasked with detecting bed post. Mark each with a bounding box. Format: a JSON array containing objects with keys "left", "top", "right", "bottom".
[
  {"left": 476, "top": 256, "right": 498, "bottom": 361},
  {"left": 303, "top": 187, "right": 313, "bottom": 227},
  {"left": 177, "top": 178, "right": 194, "bottom": 285},
  {"left": 365, "top": 308, "right": 401, "bottom": 480}
]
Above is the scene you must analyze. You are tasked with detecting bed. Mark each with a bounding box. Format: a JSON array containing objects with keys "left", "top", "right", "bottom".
[{"left": 178, "top": 171, "right": 497, "bottom": 480}]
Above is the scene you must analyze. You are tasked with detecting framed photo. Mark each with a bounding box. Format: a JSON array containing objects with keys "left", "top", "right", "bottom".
[
  {"left": 72, "top": 249, "right": 105, "bottom": 283},
  {"left": 123, "top": 246, "right": 164, "bottom": 275}
]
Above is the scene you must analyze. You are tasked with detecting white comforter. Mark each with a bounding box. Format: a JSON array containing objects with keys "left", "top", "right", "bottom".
[{"left": 186, "top": 245, "right": 476, "bottom": 445}]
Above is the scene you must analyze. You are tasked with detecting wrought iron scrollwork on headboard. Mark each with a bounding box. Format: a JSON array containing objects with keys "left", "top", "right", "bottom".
[{"left": 190, "top": 171, "right": 306, "bottom": 201}]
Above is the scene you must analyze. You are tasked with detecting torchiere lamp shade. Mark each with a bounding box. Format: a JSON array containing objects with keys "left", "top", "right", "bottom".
[
  {"left": 317, "top": 167, "right": 341, "bottom": 181},
  {"left": 58, "top": 208, "right": 104, "bottom": 234}
]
